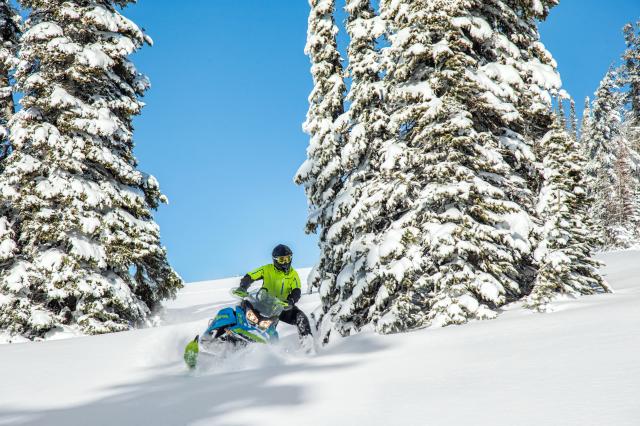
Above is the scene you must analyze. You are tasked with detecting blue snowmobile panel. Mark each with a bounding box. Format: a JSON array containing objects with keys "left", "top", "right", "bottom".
[
  {"left": 235, "top": 306, "right": 247, "bottom": 327},
  {"left": 266, "top": 326, "right": 278, "bottom": 341},
  {"left": 205, "top": 307, "right": 237, "bottom": 335},
  {"left": 231, "top": 306, "right": 278, "bottom": 343}
]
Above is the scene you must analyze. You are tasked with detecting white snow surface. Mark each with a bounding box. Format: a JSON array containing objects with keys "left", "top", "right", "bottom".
[{"left": 1, "top": 253, "right": 639, "bottom": 425}]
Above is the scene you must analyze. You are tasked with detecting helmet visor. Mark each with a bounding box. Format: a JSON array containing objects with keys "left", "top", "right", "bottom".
[{"left": 274, "top": 255, "right": 292, "bottom": 265}]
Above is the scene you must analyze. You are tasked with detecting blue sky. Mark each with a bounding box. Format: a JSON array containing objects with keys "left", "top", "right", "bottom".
[{"left": 123, "top": 0, "right": 640, "bottom": 282}]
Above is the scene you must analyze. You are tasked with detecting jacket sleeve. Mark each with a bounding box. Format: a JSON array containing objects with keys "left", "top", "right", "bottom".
[
  {"left": 239, "top": 265, "right": 266, "bottom": 289},
  {"left": 248, "top": 265, "right": 266, "bottom": 280},
  {"left": 286, "top": 271, "right": 303, "bottom": 304},
  {"left": 240, "top": 266, "right": 264, "bottom": 290},
  {"left": 293, "top": 271, "right": 302, "bottom": 289}
]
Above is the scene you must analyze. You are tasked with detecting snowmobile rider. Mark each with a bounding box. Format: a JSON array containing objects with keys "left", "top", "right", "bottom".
[{"left": 232, "top": 244, "right": 312, "bottom": 341}]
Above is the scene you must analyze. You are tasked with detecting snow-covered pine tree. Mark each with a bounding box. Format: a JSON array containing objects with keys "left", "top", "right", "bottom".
[
  {"left": 611, "top": 134, "right": 640, "bottom": 243},
  {"left": 316, "top": 0, "right": 439, "bottom": 339},
  {"left": 584, "top": 71, "right": 616, "bottom": 238},
  {"left": 414, "top": 0, "right": 562, "bottom": 329},
  {"left": 0, "top": 0, "right": 19, "bottom": 162},
  {"left": 295, "top": 0, "right": 346, "bottom": 295},
  {"left": 620, "top": 21, "right": 640, "bottom": 200},
  {"left": 580, "top": 96, "right": 592, "bottom": 144},
  {"left": 525, "top": 124, "right": 610, "bottom": 312},
  {"left": 584, "top": 68, "right": 636, "bottom": 248},
  {"left": 0, "top": 1, "right": 20, "bottom": 317},
  {"left": 569, "top": 98, "right": 578, "bottom": 141},
  {"left": 315, "top": 0, "right": 566, "bottom": 339},
  {"left": 623, "top": 21, "right": 640, "bottom": 149},
  {"left": 0, "top": 0, "right": 182, "bottom": 339},
  {"left": 556, "top": 96, "right": 567, "bottom": 129},
  {"left": 312, "top": 0, "right": 395, "bottom": 340},
  {"left": 341, "top": 0, "right": 386, "bottom": 172},
  {"left": 618, "top": 22, "right": 640, "bottom": 243}
]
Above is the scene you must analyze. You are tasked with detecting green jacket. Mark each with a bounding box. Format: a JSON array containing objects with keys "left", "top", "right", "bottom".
[{"left": 247, "top": 264, "right": 301, "bottom": 302}]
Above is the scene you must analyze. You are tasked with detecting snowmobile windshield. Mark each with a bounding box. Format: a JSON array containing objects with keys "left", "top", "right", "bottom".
[{"left": 246, "top": 289, "right": 285, "bottom": 319}]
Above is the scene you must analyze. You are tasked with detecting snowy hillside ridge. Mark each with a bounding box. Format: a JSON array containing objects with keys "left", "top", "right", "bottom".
[
  {"left": 0, "top": 268, "right": 313, "bottom": 345},
  {"left": 0, "top": 252, "right": 638, "bottom": 426}
]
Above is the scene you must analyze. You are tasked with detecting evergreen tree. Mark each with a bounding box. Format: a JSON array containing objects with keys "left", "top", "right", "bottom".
[
  {"left": 569, "top": 98, "right": 578, "bottom": 141},
  {"left": 0, "top": 0, "right": 182, "bottom": 339},
  {"left": 621, "top": 21, "right": 640, "bottom": 185},
  {"left": 317, "top": 0, "right": 438, "bottom": 339},
  {"left": 580, "top": 96, "right": 592, "bottom": 144},
  {"left": 314, "top": 0, "right": 386, "bottom": 334},
  {"left": 307, "top": 0, "right": 422, "bottom": 340},
  {"left": 623, "top": 21, "right": 640, "bottom": 145},
  {"left": 0, "top": 1, "right": 20, "bottom": 317},
  {"left": 0, "top": 0, "right": 19, "bottom": 162},
  {"left": 611, "top": 129, "right": 640, "bottom": 243},
  {"left": 526, "top": 125, "right": 610, "bottom": 312},
  {"left": 417, "top": 0, "right": 560, "bottom": 329},
  {"left": 295, "top": 0, "right": 346, "bottom": 295},
  {"left": 556, "top": 96, "right": 567, "bottom": 129},
  {"left": 583, "top": 68, "right": 639, "bottom": 248},
  {"left": 585, "top": 72, "right": 619, "bottom": 187},
  {"left": 341, "top": 0, "right": 386, "bottom": 172},
  {"left": 315, "top": 0, "right": 568, "bottom": 339}
]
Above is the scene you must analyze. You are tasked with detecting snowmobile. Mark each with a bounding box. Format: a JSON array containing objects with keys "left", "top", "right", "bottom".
[{"left": 183, "top": 288, "right": 288, "bottom": 369}]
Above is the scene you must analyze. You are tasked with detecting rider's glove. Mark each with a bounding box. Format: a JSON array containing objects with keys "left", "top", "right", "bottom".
[
  {"left": 231, "top": 287, "right": 249, "bottom": 298},
  {"left": 287, "top": 288, "right": 302, "bottom": 305}
]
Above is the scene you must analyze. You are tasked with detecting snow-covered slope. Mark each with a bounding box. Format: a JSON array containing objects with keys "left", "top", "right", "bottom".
[{"left": 1, "top": 254, "right": 639, "bottom": 426}]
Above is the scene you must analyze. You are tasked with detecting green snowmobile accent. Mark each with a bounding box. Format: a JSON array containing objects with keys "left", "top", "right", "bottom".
[
  {"left": 230, "top": 327, "right": 267, "bottom": 343},
  {"left": 231, "top": 288, "right": 249, "bottom": 298},
  {"left": 184, "top": 335, "right": 199, "bottom": 369}
]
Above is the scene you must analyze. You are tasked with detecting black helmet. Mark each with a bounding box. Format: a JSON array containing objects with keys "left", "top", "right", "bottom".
[{"left": 272, "top": 244, "right": 293, "bottom": 273}]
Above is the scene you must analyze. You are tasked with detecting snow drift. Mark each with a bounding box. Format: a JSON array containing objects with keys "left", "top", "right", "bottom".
[{"left": 0, "top": 252, "right": 639, "bottom": 426}]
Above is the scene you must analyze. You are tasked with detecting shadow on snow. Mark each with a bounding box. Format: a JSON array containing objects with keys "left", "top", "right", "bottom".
[{"left": 0, "top": 335, "right": 388, "bottom": 426}]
